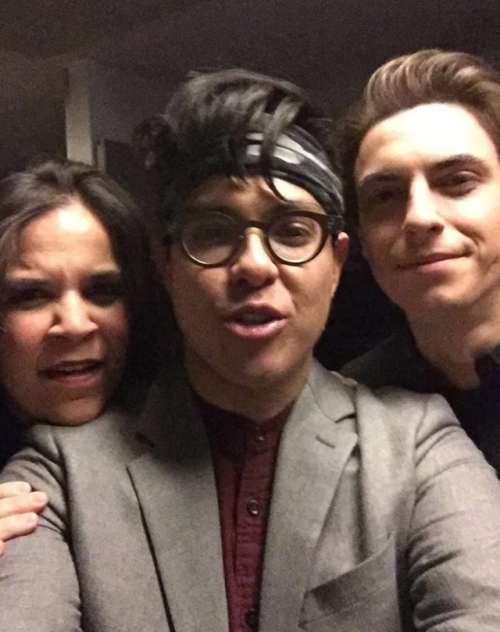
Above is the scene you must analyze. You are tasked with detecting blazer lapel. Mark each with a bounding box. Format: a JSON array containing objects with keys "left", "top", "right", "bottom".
[
  {"left": 128, "top": 367, "right": 229, "bottom": 632},
  {"left": 260, "top": 363, "right": 357, "bottom": 632}
]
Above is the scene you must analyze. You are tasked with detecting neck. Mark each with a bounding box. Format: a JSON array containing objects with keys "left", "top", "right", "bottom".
[
  {"left": 409, "top": 302, "right": 500, "bottom": 389},
  {"left": 184, "top": 350, "right": 311, "bottom": 423}
]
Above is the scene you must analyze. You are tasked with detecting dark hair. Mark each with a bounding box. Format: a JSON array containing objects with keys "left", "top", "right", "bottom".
[
  {"left": 340, "top": 49, "right": 500, "bottom": 227},
  {"left": 134, "top": 68, "right": 339, "bottom": 222},
  {"left": 0, "top": 158, "right": 164, "bottom": 383}
]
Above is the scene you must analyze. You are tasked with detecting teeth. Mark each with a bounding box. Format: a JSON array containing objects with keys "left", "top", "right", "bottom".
[
  {"left": 56, "top": 366, "right": 90, "bottom": 375},
  {"left": 45, "top": 361, "right": 100, "bottom": 376}
]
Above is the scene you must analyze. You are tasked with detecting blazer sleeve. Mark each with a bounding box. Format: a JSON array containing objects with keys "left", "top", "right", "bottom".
[
  {"left": 408, "top": 393, "right": 500, "bottom": 630},
  {"left": 0, "top": 425, "right": 83, "bottom": 632}
]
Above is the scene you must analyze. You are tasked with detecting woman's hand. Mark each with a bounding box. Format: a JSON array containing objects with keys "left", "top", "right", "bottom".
[{"left": 0, "top": 482, "right": 48, "bottom": 555}]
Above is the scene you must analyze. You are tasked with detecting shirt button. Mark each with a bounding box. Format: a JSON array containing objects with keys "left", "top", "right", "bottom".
[
  {"left": 246, "top": 499, "right": 260, "bottom": 516},
  {"left": 254, "top": 430, "right": 265, "bottom": 443},
  {"left": 245, "top": 607, "right": 259, "bottom": 629}
]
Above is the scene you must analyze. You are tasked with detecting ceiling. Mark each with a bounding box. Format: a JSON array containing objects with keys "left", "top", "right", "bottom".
[
  {"left": 2, "top": 0, "right": 500, "bottom": 95},
  {"left": 0, "top": 0, "right": 499, "bottom": 174}
]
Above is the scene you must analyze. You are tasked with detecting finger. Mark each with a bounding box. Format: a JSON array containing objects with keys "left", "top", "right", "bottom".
[
  {"left": 0, "top": 491, "right": 48, "bottom": 520},
  {"left": 0, "top": 512, "right": 39, "bottom": 546},
  {"left": 0, "top": 481, "right": 32, "bottom": 499}
]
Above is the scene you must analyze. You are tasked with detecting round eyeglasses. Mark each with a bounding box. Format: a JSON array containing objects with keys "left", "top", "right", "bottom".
[{"left": 169, "top": 211, "right": 340, "bottom": 267}]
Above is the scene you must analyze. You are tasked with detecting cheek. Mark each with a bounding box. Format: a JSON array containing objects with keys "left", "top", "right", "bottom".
[
  {"left": 169, "top": 264, "right": 220, "bottom": 315},
  {"left": 360, "top": 227, "right": 391, "bottom": 266},
  {"left": 99, "top": 306, "right": 130, "bottom": 362},
  {"left": 0, "top": 314, "right": 44, "bottom": 392},
  {"left": 291, "top": 254, "right": 338, "bottom": 318},
  {"left": 0, "top": 313, "right": 45, "bottom": 358}
]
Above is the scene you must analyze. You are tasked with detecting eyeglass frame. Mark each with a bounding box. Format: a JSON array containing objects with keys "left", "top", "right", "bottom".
[{"left": 165, "top": 210, "right": 342, "bottom": 268}]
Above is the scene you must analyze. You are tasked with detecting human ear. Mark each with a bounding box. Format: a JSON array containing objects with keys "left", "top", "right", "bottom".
[
  {"left": 328, "top": 232, "right": 350, "bottom": 299},
  {"left": 334, "top": 232, "right": 350, "bottom": 269}
]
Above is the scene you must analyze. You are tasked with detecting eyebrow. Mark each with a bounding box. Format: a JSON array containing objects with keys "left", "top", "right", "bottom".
[
  {"left": 184, "top": 200, "right": 323, "bottom": 216},
  {"left": 3, "top": 277, "right": 46, "bottom": 290},
  {"left": 431, "top": 154, "right": 490, "bottom": 173},
  {"left": 5, "top": 269, "right": 122, "bottom": 286},
  {"left": 357, "top": 153, "right": 491, "bottom": 191},
  {"left": 87, "top": 270, "right": 123, "bottom": 281}
]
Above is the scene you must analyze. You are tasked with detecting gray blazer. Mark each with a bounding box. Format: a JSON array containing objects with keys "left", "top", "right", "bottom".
[{"left": 1, "top": 361, "right": 500, "bottom": 632}]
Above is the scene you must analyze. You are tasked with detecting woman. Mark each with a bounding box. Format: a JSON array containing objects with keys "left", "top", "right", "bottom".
[{"left": 0, "top": 158, "right": 162, "bottom": 552}]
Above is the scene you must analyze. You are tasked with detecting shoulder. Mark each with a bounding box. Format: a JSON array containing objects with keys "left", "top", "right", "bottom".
[
  {"left": 317, "top": 361, "right": 467, "bottom": 459},
  {"left": 1, "top": 403, "right": 144, "bottom": 485},
  {"left": 311, "top": 360, "right": 456, "bottom": 436}
]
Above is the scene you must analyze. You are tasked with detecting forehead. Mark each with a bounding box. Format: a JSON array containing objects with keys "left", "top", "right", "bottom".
[
  {"left": 185, "top": 175, "right": 323, "bottom": 213},
  {"left": 355, "top": 102, "right": 500, "bottom": 180},
  {"left": 11, "top": 202, "right": 116, "bottom": 269}
]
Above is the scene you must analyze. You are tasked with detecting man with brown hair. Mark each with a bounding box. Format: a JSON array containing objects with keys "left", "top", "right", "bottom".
[
  {"left": 3, "top": 68, "right": 500, "bottom": 631},
  {"left": 342, "top": 49, "right": 500, "bottom": 474}
]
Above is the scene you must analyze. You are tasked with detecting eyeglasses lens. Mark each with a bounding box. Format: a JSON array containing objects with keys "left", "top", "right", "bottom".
[{"left": 182, "top": 213, "right": 325, "bottom": 266}]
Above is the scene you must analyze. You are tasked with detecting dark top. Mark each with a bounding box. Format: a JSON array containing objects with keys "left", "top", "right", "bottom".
[
  {"left": 0, "top": 405, "right": 22, "bottom": 471},
  {"left": 343, "top": 326, "right": 500, "bottom": 476}
]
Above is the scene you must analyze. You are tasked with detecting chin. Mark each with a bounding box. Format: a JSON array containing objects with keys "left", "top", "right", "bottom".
[
  {"left": 398, "top": 287, "right": 471, "bottom": 317},
  {"left": 49, "top": 399, "right": 107, "bottom": 427}
]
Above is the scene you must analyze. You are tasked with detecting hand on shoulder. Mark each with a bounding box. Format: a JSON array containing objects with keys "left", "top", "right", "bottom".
[{"left": 0, "top": 481, "right": 48, "bottom": 555}]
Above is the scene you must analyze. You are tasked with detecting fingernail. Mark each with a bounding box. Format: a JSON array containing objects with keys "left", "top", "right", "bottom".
[
  {"left": 25, "top": 513, "right": 38, "bottom": 525},
  {"left": 16, "top": 513, "right": 37, "bottom": 526},
  {"left": 32, "top": 492, "right": 48, "bottom": 505},
  {"left": 13, "top": 482, "right": 31, "bottom": 494}
]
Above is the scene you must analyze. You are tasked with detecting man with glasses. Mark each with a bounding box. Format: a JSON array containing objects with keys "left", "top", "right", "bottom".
[{"left": 2, "top": 69, "right": 500, "bottom": 631}]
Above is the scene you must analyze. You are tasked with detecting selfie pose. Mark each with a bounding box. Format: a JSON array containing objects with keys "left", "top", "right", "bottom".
[
  {"left": 1, "top": 71, "right": 500, "bottom": 631},
  {"left": 0, "top": 159, "right": 160, "bottom": 549},
  {"left": 342, "top": 50, "right": 500, "bottom": 475}
]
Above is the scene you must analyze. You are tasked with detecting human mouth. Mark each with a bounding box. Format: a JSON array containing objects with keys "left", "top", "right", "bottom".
[
  {"left": 40, "top": 359, "right": 104, "bottom": 386},
  {"left": 224, "top": 305, "right": 287, "bottom": 340},
  {"left": 400, "top": 252, "right": 464, "bottom": 270}
]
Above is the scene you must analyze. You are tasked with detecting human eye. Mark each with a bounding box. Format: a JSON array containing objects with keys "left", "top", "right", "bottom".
[
  {"left": 189, "top": 219, "right": 232, "bottom": 247},
  {"left": 357, "top": 180, "right": 406, "bottom": 220},
  {"left": 3, "top": 280, "right": 52, "bottom": 310},
  {"left": 271, "top": 215, "right": 319, "bottom": 246},
  {"left": 84, "top": 274, "right": 125, "bottom": 307},
  {"left": 183, "top": 213, "right": 236, "bottom": 259},
  {"left": 360, "top": 185, "right": 402, "bottom": 207},
  {"left": 436, "top": 170, "right": 481, "bottom": 196}
]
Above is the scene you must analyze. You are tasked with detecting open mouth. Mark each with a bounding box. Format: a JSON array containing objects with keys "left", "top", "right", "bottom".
[
  {"left": 41, "top": 360, "right": 103, "bottom": 379},
  {"left": 232, "top": 312, "right": 276, "bottom": 326},
  {"left": 225, "top": 306, "right": 286, "bottom": 339}
]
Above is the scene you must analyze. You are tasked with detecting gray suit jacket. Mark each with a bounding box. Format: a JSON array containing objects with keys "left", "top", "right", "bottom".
[{"left": 1, "top": 361, "right": 500, "bottom": 632}]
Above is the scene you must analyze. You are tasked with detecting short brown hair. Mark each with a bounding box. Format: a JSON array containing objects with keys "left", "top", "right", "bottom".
[{"left": 340, "top": 49, "right": 500, "bottom": 227}]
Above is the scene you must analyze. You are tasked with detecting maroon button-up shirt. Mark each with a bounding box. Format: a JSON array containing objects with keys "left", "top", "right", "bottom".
[{"left": 199, "top": 399, "right": 290, "bottom": 632}]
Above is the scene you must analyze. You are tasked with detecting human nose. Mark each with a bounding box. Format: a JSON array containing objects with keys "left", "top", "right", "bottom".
[
  {"left": 49, "top": 294, "right": 98, "bottom": 338},
  {"left": 403, "top": 178, "right": 445, "bottom": 235},
  {"left": 229, "top": 229, "right": 279, "bottom": 287}
]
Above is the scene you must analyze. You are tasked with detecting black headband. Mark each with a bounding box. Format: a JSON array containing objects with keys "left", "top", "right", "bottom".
[{"left": 243, "top": 124, "right": 345, "bottom": 231}]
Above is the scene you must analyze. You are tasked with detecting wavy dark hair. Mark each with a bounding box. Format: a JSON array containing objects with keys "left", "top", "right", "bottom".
[
  {"left": 339, "top": 49, "right": 500, "bottom": 229},
  {"left": 134, "top": 68, "right": 339, "bottom": 223},
  {"left": 0, "top": 158, "right": 164, "bottom": 384}
]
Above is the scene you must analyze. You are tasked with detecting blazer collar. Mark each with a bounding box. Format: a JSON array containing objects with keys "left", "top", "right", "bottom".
[
  {"left": 128, "top": 362, "right": 229, "bottom": 632},
  {"left": 260, "top": 361, "right": 358, "bottom": 632},
  {"left": 130, "top": 360, "right": 357, "bottom": 632}
]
